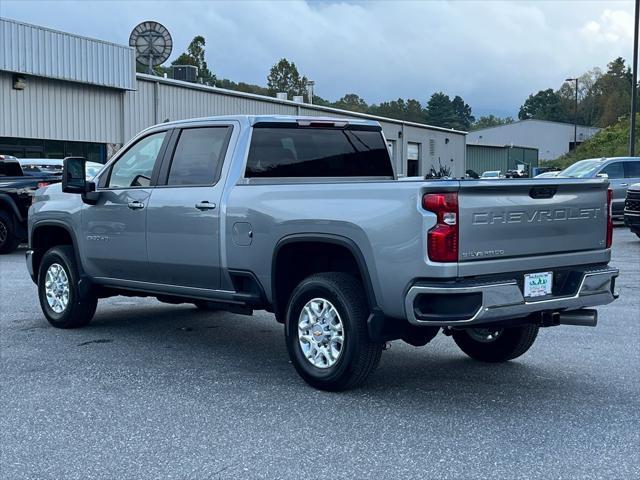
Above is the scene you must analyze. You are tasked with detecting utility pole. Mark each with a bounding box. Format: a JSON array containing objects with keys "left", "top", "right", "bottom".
[
  {"left": 566, "top": 77, "right": 579, "bottom": 149},
  {"left": 630, "top": 0, "right": 639, "bottom": 156}
]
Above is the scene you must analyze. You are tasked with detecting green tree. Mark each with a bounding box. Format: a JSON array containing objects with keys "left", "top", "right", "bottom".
[
  {"left": 424, "top": 92, "right": 458, "bottom": 128},
  {"left": 333, "top": 94, "right": 369, "bottom": 113},
  {"left": 267, "top": 58, "right": 308, "bottom": 100},
  {"left": 451, "top": 95, "right": 475, "bottom": 130},
  {"left": 369, "top": 98, "right": 425, "bottom": 123},
  {"left": 471, "top": 115, "right": 514, "bottom": 130},
  {"left": 518, "top": 88, "right": 568, "bottom": 122},
  {"left": 171, "top": 35, "right": 216, "bottom": 85}
]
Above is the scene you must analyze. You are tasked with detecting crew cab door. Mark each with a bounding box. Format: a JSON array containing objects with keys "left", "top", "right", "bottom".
[
  {"left": 81, "top": 130, "right": 169, "bottom": 281},
  {"left": 145, "top": 124, "right": 234, "bottom": 290}
]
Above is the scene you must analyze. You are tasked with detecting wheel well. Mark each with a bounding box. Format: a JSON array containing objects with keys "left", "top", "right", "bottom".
[
  {"left": 273, "top": 240, "right": 373, "bottom": 321},
  {"left": 32, "top": 225, "right": 74, "bottom": 276}
]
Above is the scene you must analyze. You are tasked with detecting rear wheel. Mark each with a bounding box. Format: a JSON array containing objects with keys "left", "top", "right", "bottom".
[
  {"left": 285, "top": 272, "right": 383, "bottom": 391},
  {"left": 451, "top": 324, "right": 539, "bottom": 363},
  {"left": 38, "top": 246, "right": 97, "bottom": 328},
  {"left": 0, "top": 210, "right": 20, "bottom": 254}
]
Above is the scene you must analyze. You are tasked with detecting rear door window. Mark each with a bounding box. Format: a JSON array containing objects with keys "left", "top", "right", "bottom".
[
  {"left": 624, "top": 160, "right": 640, "bottom": 178},
  {"left": 599, "top": 162, "right": 624, "bottom": 179},
  {"left": 245, "top": 126, "right": 393, "bottom": 178},
  {"left": 166, "top": 127, "right": 231, "bottom": 186}
]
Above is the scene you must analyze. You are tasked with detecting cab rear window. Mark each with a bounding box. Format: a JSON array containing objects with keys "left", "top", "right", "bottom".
[{"left": 245, "top": 126, "right": 393, "bottom": 178}]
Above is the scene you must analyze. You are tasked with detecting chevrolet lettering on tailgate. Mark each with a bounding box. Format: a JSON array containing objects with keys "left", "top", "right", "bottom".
[{"left": 472, "top": 207, "right": 601, "bottom": 225}]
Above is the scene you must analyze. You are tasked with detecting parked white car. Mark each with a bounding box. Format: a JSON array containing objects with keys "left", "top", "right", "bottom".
[
  {"left": 18, "top": 158, "right": 103, "bottom": 179},
  {"left": 480, "top": 170, "right": 503, "bottom": 179}
]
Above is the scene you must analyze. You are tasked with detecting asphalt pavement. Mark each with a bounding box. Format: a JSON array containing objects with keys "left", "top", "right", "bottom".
[{"left": 1, "top": 228, "right": 639, "bottom": 479}]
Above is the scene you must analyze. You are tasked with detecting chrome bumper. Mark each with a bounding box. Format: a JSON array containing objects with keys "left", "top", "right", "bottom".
[{"left": 405, "top": 267, "right": 619, "bottom": 327}]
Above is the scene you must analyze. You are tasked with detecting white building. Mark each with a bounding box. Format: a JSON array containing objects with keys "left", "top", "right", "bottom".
[
  {"left": 0, "top": 17, "right": 466, "bottom": 177},
  {"left": 467, "top": 119, "right": 600, "bottom": 161}
]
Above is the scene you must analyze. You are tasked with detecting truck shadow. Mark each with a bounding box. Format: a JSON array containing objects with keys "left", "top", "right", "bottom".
[{"left": 63, "top": 300, "right": 606, "bottom": 411}]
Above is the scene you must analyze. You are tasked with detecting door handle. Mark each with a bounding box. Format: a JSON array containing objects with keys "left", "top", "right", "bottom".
[
  {"left": 195, "top": 201, "right": 216, "bottom": 211},
  {"left": 127, "top": 201, "right": 145, "bottom": 210}
]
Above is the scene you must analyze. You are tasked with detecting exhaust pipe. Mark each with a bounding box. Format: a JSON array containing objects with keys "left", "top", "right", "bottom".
[{"left": 557, "top": 309, "right": 598, "bottom": 327}]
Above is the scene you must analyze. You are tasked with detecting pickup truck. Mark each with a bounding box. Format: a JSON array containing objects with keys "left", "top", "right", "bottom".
[
  {"left": 0, "top": 155, "right": 60, "bottom": 254},
  {"left": 27, "top": 116, "right": 619, "bottom": 390}
]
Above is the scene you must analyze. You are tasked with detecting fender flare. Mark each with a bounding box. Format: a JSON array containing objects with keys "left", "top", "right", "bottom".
[
  {"left": 271, "top": 233, "right": 379, "bottom": 315},
  {"left": 31, "top": 220, "right": 88, "bottom": 281},
  {"left": 0, "top": 194, "right": 24, "bottom": 222}
]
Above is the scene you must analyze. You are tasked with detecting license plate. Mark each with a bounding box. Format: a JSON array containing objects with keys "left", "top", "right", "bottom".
[{"left": 524, "top": 271, "right": 553, "bottom": 298}]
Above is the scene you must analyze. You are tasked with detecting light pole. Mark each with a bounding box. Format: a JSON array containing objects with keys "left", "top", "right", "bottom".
[
  {"left": 566, "top": 77, "right": 578, "bottom": 150},
  {"left": 630, "top": 0, "right": 639, "bottom": 156}
]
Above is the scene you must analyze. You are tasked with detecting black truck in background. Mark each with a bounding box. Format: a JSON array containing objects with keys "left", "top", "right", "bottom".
[{"left": 0, "top": 155, "right": 61, "bottom": 254}]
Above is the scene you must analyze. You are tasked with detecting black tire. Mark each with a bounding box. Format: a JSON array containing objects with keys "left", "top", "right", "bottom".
[
  {"left": 452, "top": 324, "right": 539, "bottom": 363},
  {"left": 38, "top": 246, "right": 97, "bottom": 329},
  {"left": 285, "top": 272, "right": 382, "bottom": 391},
  {"left": 0, "top": 210, "right": 20, "bottom": 254},
  {"left": 193, "top": 300, "right": 219, "bottom": 311}
]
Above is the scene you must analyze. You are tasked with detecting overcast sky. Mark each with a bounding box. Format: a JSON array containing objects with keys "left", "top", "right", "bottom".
[{"left": 1, "top": 0, "right": 635, "bottom": 117}]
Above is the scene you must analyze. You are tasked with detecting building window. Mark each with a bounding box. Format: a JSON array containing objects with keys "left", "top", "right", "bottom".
[
  {"left": 429, "top": 138, "right": 436, "bottom": 156},
  {"left": 407, "top": 142, "right": 420, "bottom": 176},
  {"left": 0, "top": 137, "right": 107, "bottom": 163}
]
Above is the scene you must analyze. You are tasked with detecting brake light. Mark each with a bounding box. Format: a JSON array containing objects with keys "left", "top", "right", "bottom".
[
  {"left": 37, "top": 182, "right": 50, "bottom": 189},
  {"left": 606, "top": 188, "right": 613, "bottom": 248},
  {"left": 423, "top": 192, "right": 458, "bottom": 262}
]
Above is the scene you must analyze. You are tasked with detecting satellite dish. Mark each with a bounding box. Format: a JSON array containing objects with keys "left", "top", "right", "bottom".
[{"left": 129, "top": 21, "right": 173, "bottom": 73}]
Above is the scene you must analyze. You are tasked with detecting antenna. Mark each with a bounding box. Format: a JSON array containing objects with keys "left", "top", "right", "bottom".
[{"left": 129, "top": 21, "right": 173, "bottom": 74}]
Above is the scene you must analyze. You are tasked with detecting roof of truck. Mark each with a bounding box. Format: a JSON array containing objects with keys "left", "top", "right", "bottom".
[{"left": 158, "top": 115, "right": 382, "bottom": 129}]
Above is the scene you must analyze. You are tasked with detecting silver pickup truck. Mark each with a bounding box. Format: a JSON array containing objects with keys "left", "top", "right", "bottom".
[{"left": 27, "top": 115, "right": 619, "bottom": 390}]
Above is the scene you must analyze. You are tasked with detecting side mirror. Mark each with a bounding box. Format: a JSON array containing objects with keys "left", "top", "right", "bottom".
[
  {"left": 596, "top": 173, "right": 609, "bottom": 179},
  {"left": 62, "top": 157, "right": 87, "bottom": 194},
  {"left": 62, "top": 157, "right": 99, "bottom": 204}
]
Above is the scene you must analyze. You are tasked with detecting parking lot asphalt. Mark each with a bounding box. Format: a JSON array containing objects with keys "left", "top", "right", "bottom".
[{"left": 1, "top": 228, "right": 639, "bottom": 480}]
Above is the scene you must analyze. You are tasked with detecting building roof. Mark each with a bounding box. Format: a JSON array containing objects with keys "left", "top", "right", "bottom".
[
  {"left": 470, "top": 118, "right": 600, "bottom": 134},
  {"left": 466, "top": 143, "right": 538, "bottom": 151},
  {"left": 136, "top": 74, "right": 467, "bottom": 135}
]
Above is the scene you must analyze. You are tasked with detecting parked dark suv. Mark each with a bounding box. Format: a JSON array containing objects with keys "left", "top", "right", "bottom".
[
  {"left": 624, "top": 183, "right": 640, "bottom": 238},
  {"left": 0, "top": 155, "right": 60, "bottom": 253}
]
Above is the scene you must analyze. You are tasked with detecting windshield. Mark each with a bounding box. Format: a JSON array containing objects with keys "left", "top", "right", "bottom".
[{"left": 560, "top": 159, "right": 603, "bottom": 178}]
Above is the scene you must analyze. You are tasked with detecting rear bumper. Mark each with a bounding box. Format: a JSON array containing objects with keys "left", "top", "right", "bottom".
[{"left": 405, "top": 265, "right": 619, "bottom": 327}]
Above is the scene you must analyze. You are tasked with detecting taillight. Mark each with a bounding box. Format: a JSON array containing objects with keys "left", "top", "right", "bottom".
[
  {"left": 37, "top": 182, "right": 50, "bottom": 189},
  {"left": 606, "top": 188, "right": 613, "bottom": 248},
  {"left": 423, "top": 192, "right": 458, "bottom": 262}
]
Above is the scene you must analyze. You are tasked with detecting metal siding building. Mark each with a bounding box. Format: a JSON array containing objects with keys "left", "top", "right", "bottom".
[
  {"left": 466, "top": 144, "right": 539, "bottom": 175},
  {"left": 0, "top": 18, "right": 135, "bottom": 90},
  {"left": 467, "top": 119, "right": 600, "bottom": 161},
  {"left": 0, "top": 18, "right": 466, "bottom": 175}
]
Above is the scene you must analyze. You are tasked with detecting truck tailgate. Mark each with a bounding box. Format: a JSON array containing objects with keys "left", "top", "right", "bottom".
[{"left": 458, "top": 179, "right": 608, "bottom": 262}]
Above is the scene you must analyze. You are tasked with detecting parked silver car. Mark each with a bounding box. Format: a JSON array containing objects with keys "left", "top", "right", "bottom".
[{"left": 559, "top": 157, "right": 640, "bottom": 216}]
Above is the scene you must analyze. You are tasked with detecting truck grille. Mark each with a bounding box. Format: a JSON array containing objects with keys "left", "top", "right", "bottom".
[{"left": 625, "top": 191, "right": 640, "bottom": 213}]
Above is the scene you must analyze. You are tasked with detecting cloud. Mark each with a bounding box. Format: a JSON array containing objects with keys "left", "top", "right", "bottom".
[
  {"left": 581, "top": 9, "right": 634, "bottom": 43},
  {"left": 1, "top": 0, "right": 635, "bottom": 117}
]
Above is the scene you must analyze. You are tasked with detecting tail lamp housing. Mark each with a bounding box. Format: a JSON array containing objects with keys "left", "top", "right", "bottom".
[
  {"left": 606, "top": 188, "right": 613, "bottom": 248},
  {"left": 423, "top": 192, "right": 458, "bottom": 262}
]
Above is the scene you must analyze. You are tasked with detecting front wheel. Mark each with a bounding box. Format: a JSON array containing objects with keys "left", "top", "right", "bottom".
[
  {"left": 285, "top": 272, "right": 383, "bottom": 391},
  {"left": 451, "top": 324, "right": 539, "bottom": 363},
  {"left": 38, "top": 246, "right": 98, "bottom": 328}
]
